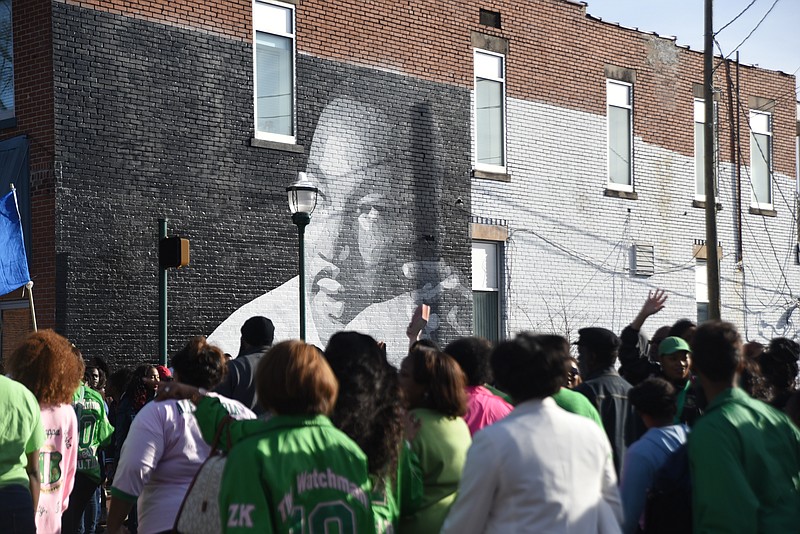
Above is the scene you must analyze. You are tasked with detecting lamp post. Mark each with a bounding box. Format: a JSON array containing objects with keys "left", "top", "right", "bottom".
[{"left": 286, "top": 172, "right": 318, "bottom": 340}]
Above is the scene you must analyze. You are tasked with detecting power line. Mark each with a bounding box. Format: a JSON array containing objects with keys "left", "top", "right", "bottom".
[
  {"left": 715, "top": 0, "right": 759, "bottom": 35},
  {"left": 710, "top": 44, "right": 797, "bottom": 307},
  {"left": 724, "top": 0, "right": 782, "bottom": 60}
]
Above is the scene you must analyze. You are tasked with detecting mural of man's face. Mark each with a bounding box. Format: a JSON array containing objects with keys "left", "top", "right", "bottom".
[{"left": 304, "top": 98, "right": 400, "bottom": 341}]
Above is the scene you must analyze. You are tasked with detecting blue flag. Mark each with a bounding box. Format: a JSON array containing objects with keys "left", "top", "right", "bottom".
[{"left": 0, "top": 189, "right": 31, "bottom": 296}]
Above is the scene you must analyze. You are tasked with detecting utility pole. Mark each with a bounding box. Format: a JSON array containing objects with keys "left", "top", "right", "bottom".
[{"left": 704, "top": 0, "right": 721, "bottom": 320}]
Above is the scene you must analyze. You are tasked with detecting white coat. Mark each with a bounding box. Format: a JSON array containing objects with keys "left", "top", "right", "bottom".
[{"left": 441, "top": 397, "right": 623, "bottom": 534}]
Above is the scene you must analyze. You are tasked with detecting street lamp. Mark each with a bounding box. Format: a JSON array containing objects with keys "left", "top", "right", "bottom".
[{"left": 286, "top": 172, "right": 318, "bottom": 340}]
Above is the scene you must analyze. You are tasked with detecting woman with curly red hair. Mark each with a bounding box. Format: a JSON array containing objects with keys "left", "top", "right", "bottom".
[{"left": 6, "top": 329, "right": 86, "bottom": 534}]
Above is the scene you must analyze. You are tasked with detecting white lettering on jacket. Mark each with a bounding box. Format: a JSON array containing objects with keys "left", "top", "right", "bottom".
[
  {"left": 228, "top": 504, "right": 255, "bottom": 528},
  {"left": 295, "top": 468, "right": 368, "bottom": 508}
]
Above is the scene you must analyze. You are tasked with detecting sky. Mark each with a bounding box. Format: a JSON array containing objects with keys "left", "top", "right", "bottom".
[{"left": 586, "top": 0, "right": 800, "bottom": 97}]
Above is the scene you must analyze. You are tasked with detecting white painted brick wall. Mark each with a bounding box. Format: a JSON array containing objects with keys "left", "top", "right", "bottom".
[{"left": 472, "top": 96, "right": 799, "bottom": 344}]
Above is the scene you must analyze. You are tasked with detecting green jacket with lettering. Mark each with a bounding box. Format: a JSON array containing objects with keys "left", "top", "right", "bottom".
[
  {"left": 72, "top": 384, "right": 114, "bottom": 482},
  {"left": 194, "top": 396, "right": 376, "bottom": 534}
]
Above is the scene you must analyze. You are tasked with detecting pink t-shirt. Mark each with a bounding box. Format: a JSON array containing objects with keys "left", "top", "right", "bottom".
[
  {"left": 464, "top": 385, "right": 513, "bottom": 436},
  {"left": 113, "top": 393, "right": 255, "bottom": 534},
  {"left": 36, "top": 404, "right": 79, "bottom": 534}
]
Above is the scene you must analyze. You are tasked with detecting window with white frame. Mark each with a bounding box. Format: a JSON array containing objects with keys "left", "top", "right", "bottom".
[
  {"left": 253, "top": 0, "right": 295, "bottom": 142},
  {"left": 696, "top": 259, "right": 709, "bottom": 323},
  {"left": 0, "top": 0, "right": 14, "bottom": 122},
  {"left": 472, "top": 241, "right": 501, "bottom": 341},
  {"left": 607, "top": 80, "right": 633, "bottom": 190},
  {"left": 474, "top": 50, "right": 506, "bottom": 171},
  {"left": 694, "top": 99, "right": 707, "bottom": 198},
  {"left": 750, "top": 110, "right": 772, "bottom": 208}
]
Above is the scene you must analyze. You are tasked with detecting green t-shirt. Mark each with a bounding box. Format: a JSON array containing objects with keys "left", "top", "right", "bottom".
[
  {"left": 194, "top": 397, "right": 376, "bottom": 534},
  {"left": 72, "top": 384, "right": 114, "bottom": 482},
  {"left": 552, "top": 387, "right": 604, "bottom": 428},
  {"left": 486, "top": 384, "right": 603, "bottom": 429},
  {"left": 398, "top": 408, "right": 471, "bottom": 534},
  {"left": 0, "top": 375, "right": 45, "bottom": 488}
]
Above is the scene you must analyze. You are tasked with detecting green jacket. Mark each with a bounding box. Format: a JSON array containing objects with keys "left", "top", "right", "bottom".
[
  {"left": 72, "top": 384, "right": 113, "bottom": 482},
  {"left": 688, "top": 388, "right": 800, "bottom": 533},
  {"left": 194, "top": 397, "right": 375, "bottom": 533}
]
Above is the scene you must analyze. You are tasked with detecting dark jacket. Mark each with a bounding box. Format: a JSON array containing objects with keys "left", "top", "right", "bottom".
[
  {"left": 618, "top": 325, "right": 659, "bottom": 385},
  {"left": 575, "top": 367, "right": 639, "bottom": 476},
  {"left": 214, "top": 345, "right": 269, "bottom": 415}
]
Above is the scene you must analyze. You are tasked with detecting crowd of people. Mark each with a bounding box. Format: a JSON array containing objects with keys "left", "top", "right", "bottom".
[{"left": 1, "top": 291, "right": 800, "bottom": 533}]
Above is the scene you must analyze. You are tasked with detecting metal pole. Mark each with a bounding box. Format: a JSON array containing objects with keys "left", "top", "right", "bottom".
[
  {"left": 292, "top": 212, "right": 310, "bottom": 340},
  {"left": 704, "top": 0, "right": 721, "bottom": 320},
  {"left": 158, "top": 218, "right": 168, "bottom": 365},
  {"left": 734, "top": 53, "right": 750, "bottom": 337}
]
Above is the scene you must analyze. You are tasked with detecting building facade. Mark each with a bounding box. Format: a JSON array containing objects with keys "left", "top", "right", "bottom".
[{"left": 1, "top": 0, "right": 797, "bottom": 366}]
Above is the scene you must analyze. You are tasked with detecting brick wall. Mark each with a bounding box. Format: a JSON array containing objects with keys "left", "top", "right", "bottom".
[
  {"left": 12, "top": 0, "right": 797, "bottom": 364},
  {"left": 0, "top": 0, "right": 56, "bottom": 341},
  {"left": 51, "top": 2, "right": 471, "bottom": 366},
  {"left": 48, "top": 0, "right": 798, "bottom": 179},
  {"left": 474, "top": 92, "right": 798, "bottom": 343}
]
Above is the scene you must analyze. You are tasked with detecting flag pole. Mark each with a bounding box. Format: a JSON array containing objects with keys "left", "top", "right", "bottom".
[
  {"left": 24, "top": 281, "right": 37, "bottom": 331},
  {"left": 8, "top": 183, "right": 36, "bottom": 331}
]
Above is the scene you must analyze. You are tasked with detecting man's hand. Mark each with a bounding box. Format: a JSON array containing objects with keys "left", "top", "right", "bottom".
[{"left": 631, "top": 289, "right": 667, "bottom": 331}]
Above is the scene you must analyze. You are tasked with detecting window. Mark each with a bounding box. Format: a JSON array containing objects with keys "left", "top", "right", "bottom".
[
  {"left": 472, "top": 242, "right": 501, "bottom": 341},
  {"left": 694, "top": 99, "right": 706, "bottom": 198},
  {"left": 750, "top": 110, "right": 772, "bottom": 208},
  {"left": 479, "top": 9, "right": 501, "bottom": 29},
  {"left": 696, "top": 260, "right": 709, "bottom": 323},
  {"left": 607, "top": 80, "right": 633, "bottom": 190},
  {"left": 253, "top": 0, "right": 295, "bottom": 142},
  {"left": 474, "top": 50, "right": 505, "bottom": 171},
  {"left": 0, "top": 0, "right": 13, "bottom": 122}
]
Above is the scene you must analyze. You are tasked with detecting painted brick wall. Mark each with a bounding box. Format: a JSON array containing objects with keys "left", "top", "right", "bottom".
[
  {"left": 50, "top": 2, "right": 471, "bottom": 366},
  {"left": 472, "top": 93, "right": 798, "bottom": 344},
  {"left": 10, "top": 0, "right": 797, "bottom": 364}
]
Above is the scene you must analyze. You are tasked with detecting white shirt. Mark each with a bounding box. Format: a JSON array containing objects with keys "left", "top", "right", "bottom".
[
  {"left": 442, "top": 397, "right": 623, "bottom": 534},
  {"left": 114, "top": 393, "right": 255, "bottom": 534}
]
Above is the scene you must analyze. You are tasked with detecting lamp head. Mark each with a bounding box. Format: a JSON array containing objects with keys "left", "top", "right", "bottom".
[{"left": 286, "top": 172, "right": 319, "bottom": 216}]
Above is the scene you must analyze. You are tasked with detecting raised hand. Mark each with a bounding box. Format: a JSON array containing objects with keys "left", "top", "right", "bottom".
[
  {"left": 641, "top": 289, "right": 668, "bottom": 317},
  {"left": 630, "top": 289, "right": 667, "bottom": 331}
]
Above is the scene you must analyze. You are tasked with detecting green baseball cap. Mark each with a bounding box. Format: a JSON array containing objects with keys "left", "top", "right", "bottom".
[{"left": 658, "top": 336, "right": 691, "bottom": 356}]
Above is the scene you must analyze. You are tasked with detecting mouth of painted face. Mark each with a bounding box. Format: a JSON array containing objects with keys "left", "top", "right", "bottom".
[{"left": 310, "top": 264, "right": 346, "bottom": 339}]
